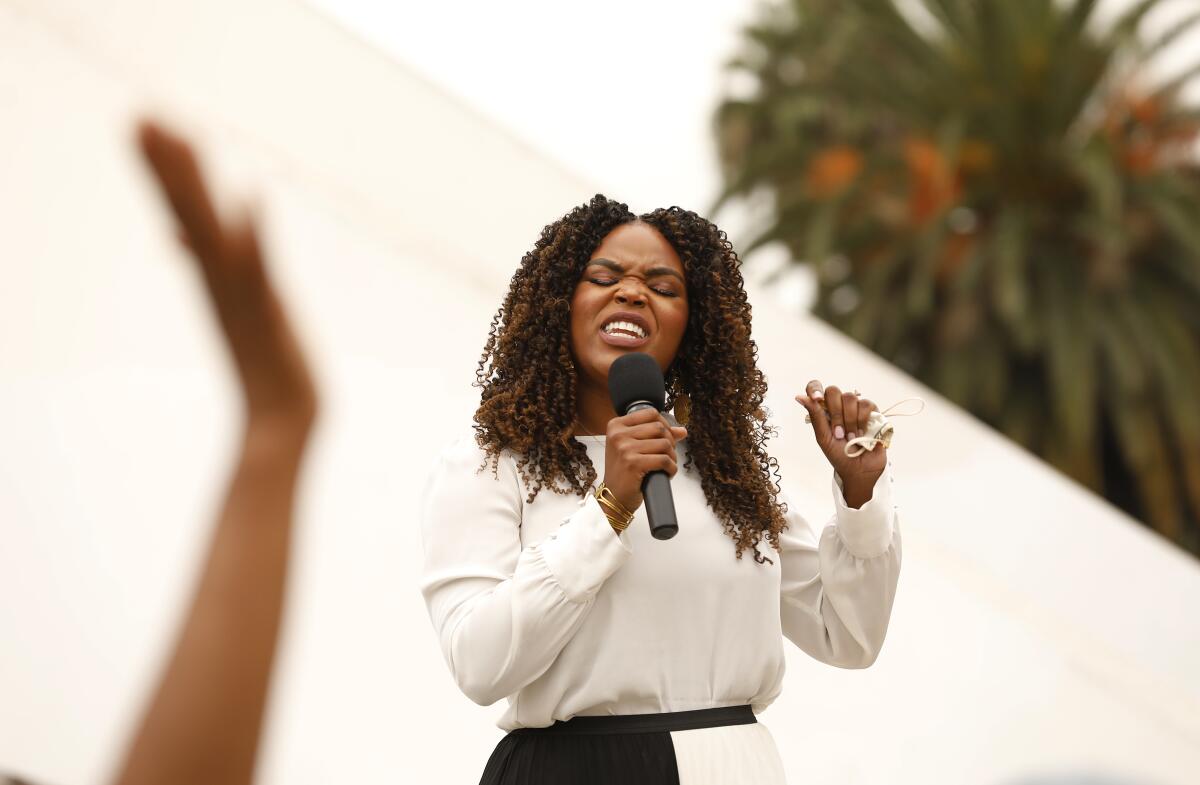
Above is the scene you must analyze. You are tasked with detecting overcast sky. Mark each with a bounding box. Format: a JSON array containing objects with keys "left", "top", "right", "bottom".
[
  {"left": 304, "top": 0, "right": 810, "bottom": 307},
  {"left": 306, "top": 0, "right": 767, "bottom": 214},
  {"left": 306, "top": 0, "right": 1199, "bottom": 309}
]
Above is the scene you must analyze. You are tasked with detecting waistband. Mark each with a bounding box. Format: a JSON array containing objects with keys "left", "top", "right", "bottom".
[{"left": 510, "top": 705, "right": 757, "bottom": 736}]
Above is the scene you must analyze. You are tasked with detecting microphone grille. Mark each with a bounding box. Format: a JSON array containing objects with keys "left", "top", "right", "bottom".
[{"left": 608, "top": 353, "right": 666, "bottom": 414}]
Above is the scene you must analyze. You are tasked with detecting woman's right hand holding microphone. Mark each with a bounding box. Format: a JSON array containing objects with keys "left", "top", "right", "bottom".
[{"left": 600, "top": 408, "right": 687, "bottom": 529}]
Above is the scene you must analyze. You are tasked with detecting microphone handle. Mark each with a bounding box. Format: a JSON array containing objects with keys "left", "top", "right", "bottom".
[
  {"left": 627, "top": 402, "right": 679, "bottom": 540},
  {"left": 641, "top": 471, "right": 678, "bottom": 540}
]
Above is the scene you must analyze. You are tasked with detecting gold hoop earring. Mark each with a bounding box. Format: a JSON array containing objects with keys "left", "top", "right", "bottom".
[{"left": 674, "top": 392, "right": 691, "bottom": 426}]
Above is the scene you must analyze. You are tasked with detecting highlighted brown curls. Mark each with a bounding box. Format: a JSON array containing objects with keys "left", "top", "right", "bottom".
[{"left": 473, "top": 194, "right": 788, "bottom": 564}]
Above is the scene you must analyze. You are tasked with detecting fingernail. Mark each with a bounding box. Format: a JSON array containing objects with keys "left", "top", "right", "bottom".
[
  {"left": 834, "top": 425, "right": 844, "bottom": 440},
  {"left": 813, "top": 391, "right": 823, "bottom": 400},
  {"left": 848, "top": 431, "right": 857, "bottom": 440}
]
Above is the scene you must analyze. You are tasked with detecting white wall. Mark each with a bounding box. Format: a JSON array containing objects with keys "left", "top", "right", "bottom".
[{"left": 1, "top": 2, "right": 1198, "bottom": 784}]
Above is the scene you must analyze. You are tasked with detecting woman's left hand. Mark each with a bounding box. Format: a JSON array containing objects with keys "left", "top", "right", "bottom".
[{"left": 795, "top": 380, "right": 886, "bottom": 491}]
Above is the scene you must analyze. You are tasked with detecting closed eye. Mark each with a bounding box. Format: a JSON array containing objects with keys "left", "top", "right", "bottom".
[{"left": 590, "top": 278, "right": 678, "bottom": 297}]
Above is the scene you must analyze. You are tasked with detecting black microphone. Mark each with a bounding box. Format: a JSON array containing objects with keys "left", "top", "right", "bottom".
[{"left": 608, "top": 353, "right": 679, "bottom": 540}]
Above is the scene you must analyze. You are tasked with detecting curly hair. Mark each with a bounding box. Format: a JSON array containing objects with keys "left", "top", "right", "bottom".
[{"left": 473, "top": 194, "right": 788, "bottom": 564}]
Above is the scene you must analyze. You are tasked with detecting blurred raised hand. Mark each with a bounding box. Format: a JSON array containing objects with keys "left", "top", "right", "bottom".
[
  {"left": 109, "top": 118, "right": 320, "bottom": 785},
  {"left": 137, "top": 119, "right": 317, "bottom": 439}
]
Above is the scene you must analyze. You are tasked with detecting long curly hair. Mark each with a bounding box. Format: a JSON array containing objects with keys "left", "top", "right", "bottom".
[{"left": 473, "top": 194, "right": 788, "bottom": 564}]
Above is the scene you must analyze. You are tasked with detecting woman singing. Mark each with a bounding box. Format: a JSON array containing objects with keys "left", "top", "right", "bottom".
[{"left": 418, "top": 194, "right": 901, "bottom": 784}]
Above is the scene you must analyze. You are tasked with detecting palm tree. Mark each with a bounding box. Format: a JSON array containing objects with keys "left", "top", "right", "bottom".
[{"left": 712, "top": 0, "right": 1200, "bottom": 555}]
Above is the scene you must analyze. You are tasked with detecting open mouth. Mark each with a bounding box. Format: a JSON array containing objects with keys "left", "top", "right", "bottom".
[
  {"left": 603, "top": 320, "right": 647, "bottom": 339},
  {"left": 599, "top": 318, "right": 650, "bottom": 347}
]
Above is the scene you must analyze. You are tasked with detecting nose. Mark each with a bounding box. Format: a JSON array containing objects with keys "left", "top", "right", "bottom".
[{"left": 614, "top": 278, "right": 648, "bottom": 306}]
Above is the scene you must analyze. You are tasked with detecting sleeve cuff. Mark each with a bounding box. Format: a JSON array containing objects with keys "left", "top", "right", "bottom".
[
  {"left": 832, "top": 461, "right": 896, "bottom": 559},
  {"left": 537, "top": 497, "right": 633, "bottom": 603}
]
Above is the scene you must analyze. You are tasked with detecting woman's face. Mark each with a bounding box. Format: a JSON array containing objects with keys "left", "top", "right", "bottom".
[{"left": 569, "top": 221, "right": 689, "bottom": 391}]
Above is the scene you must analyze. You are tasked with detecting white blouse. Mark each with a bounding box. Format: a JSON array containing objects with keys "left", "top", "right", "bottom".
[{"left": 418, "top": 416, "right": 902, "bottom": 731}]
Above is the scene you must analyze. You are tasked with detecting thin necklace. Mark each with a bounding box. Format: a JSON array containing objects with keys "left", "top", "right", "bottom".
[{"left": 574, "top": 422, "right": 605, "bottom": 447}]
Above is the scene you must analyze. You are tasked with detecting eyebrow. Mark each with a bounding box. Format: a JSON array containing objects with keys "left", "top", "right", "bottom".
[{"left": 586, "top": 258, "right": 686, "bottom": 284}]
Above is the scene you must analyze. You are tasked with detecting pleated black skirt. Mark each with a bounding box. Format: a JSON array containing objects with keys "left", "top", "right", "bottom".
[{"left": 478, "top": 705, "right": 787, "bottom": 784}]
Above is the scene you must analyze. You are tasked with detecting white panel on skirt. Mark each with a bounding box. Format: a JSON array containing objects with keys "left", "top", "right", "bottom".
[{"left": 670, "top": 721, "right": 788, "bottom": 785}]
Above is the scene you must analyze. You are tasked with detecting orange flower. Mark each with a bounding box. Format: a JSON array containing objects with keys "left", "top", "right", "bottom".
[
  {"left": 904, "top": 137, "right": 959, "bottom": 224},
  {"left": 805, "top": 144, "right": 863, "bottom": 198}
]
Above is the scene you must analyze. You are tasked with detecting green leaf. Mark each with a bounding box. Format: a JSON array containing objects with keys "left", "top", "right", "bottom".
[
  {"left": 988, "top": 208, "right": 1035, "bottom": 349},
  {"left": 1095, "top": 303, "right": 1148, "bottom": 395},
  {"left": 906, "top": 222, "right": 946, "bottom": 318},
  {"left": 1039, "top": 260, "right": 1097, "bottom": 452}
]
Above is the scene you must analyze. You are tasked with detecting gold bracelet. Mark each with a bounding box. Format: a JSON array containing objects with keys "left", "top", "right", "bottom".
[
  {"left": 595, "top": 483, "right": 634, "bottom": 518},
  {"left": 597, "top": 502, "right": 633, "bottom": 531},
  {"left": 594, "top": 483, "right": 634, "bottom": 533},
  {"left": 595, "top": 493, "right": 634, "bottom": 525},
  {"left": 603, "top": 513, "right": 632, "bottom": 534},
  {"left": 595, "top": 497, "right": 633, "bottom": 531}
]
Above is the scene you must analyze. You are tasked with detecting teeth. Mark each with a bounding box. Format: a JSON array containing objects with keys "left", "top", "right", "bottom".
[{"left": 603, "top": 320, "right": 647, "bottom": 339}]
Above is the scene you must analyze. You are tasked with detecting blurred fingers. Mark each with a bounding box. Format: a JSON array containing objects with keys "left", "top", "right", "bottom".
[
  {"left": 174, "top": 227, "right": 195, "bottom": 255},
  {"left": 137, "top": 119, "right": 223, "bottom": 263},
  {"left": 226, "top": 207, "right": 269, "bottom": 286}
]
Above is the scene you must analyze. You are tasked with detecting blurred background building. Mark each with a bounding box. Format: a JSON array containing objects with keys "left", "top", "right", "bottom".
[{"left": 1, "top": 1, "right": 1198, "bottom": 784}]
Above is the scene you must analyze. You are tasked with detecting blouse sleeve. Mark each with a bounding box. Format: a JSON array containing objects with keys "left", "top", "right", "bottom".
[
  {"left": 778, "top": 460, "right": 902, "bottom": 669},
  {"left": 418, "top": 433, "right": 633, "bottom": 706}
]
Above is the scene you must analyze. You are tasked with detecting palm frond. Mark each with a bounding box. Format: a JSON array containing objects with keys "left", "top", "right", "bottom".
[{"left": 714, "top": 0, "right": 1200, "bottom": 553}]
